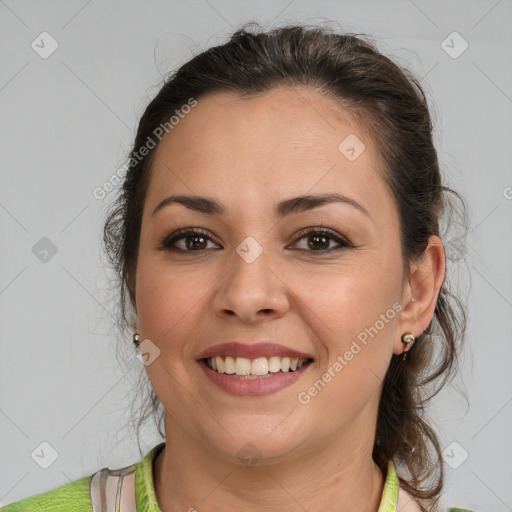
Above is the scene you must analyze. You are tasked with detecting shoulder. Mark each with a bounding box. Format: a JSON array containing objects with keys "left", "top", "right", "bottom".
[
  {"left": 0, "top": 474, "right": 93, "bottom": 512},
  {"left": 0, "top": 443, "right": 165, "bottom": 512}
]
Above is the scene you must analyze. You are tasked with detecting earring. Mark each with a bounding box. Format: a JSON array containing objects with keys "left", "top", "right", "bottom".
[
  {"left": 133, "top": 333, "right": 140, "bottom": 347},
  {"left": 401, "top": 332, "right": 415, "bottom": 361}
]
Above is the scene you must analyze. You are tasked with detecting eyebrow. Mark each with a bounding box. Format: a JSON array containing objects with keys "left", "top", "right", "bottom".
[{"left": 151, "top": 193, "right": 371, "bottom": 219}]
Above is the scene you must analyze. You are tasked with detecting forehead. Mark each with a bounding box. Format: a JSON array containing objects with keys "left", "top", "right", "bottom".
[{"left": 145, "top": 87, "right": 394, "bottom": 223}]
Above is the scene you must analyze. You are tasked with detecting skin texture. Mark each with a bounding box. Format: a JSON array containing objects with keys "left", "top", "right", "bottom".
[{"left": 131, "top": 87, "right": 446, "bottom": 511}]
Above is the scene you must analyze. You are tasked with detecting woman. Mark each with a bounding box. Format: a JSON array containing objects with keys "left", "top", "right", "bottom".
[{"left": 1, "top": 23, "right": 470, "bottom": 512}]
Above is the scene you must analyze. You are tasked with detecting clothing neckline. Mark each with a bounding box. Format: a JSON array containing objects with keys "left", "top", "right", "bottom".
[{"left": 135, "top": 442, "right": 400, "bottom": 511}]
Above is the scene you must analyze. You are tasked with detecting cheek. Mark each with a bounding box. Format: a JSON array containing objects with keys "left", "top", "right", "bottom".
[
  {"left": 134, "top": 254, "right": 203, "bottom": 342},
  {"left": 134, "top": 258, "right": 210, "bottom": 396},
  {"left": 297, "top": 259, "right": 398, "bottom": 328},
  {"left": 297, "top": 277, "right": 398, "bottom": 410},
  {"left": 291, "top": 260, "right": 400, "bottom": 377}
]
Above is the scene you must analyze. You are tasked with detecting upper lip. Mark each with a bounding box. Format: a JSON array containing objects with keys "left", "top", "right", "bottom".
[{"left": 196, "top": 342, "right": 314, "bottom": 361}]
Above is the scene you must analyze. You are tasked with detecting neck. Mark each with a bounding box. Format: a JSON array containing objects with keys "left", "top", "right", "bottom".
[{"left": 153, "top": 417, "right": 385, "bottom": 512}]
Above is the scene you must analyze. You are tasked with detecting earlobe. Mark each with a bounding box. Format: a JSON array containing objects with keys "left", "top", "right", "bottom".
[{"left": 393, "top": 236, "right": 446, "bottom": 355}]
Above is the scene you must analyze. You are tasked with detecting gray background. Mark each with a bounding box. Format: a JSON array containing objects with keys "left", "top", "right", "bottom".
[{"left": 1, "top": 1, "right": 511, "bottom": 510}]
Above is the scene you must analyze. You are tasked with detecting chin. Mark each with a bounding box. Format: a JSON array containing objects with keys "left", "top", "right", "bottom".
[{"left": 197, "top": 419, "right": 309, "bottom": 467}]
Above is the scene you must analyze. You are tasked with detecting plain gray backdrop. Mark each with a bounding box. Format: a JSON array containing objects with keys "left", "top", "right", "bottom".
[{"left": 1, "top": 1, "right": 511, "bottom": 511}]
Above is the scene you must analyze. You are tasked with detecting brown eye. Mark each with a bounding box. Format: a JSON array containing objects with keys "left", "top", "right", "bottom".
[
  {"left": 159, "top": 227, "right": 351, "bottom": 255},
  {"left": 159, "top": 228, "right": 220, "bottom": 252},
  {"left": 291, "top": 228, "right": 351, "bottom": 253}
]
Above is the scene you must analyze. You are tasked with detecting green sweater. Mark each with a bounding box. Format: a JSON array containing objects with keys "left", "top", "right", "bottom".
[{"left": 0, "top": 443, "right": 470, "bottom": 511}]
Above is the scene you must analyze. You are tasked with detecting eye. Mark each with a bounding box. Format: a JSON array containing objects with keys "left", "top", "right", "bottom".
[
  {"left": 159, "top": 226, "right": 352, "bottom": 254},
  {"left": 289, "top": 227, "right": 352, "bottom": 253},
  {"left": 158, "top": 228, "right": 220, "bottom": 253}
]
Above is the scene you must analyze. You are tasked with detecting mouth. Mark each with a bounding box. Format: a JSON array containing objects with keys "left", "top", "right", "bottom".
[
  {"left": 196, "top": 342, "right": 315, "bottom": 395},
  {"left": 202, "top": 355, "right": 314, "bottom": 379}
]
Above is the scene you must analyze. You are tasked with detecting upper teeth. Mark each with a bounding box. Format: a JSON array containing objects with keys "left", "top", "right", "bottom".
[{"left": 206, "top": 356, "right": 310, "bottom": 376}]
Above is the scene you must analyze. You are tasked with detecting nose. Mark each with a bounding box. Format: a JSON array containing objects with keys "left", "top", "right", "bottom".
[{"left": 211, "top": 241, "right": 290, "bottom": 324}]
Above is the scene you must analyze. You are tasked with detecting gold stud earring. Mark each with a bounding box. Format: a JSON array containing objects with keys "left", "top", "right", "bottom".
[
  {"left": 401, "top": 332, "right": 415, "bottom": 361},
  {"left": 133, "top": 333, "right": 140, "bottom": 346}
]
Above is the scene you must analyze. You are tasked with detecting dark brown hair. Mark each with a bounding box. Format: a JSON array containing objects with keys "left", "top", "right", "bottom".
[{"left": 103, "top": 22, "right": 467, "bottom": 511}]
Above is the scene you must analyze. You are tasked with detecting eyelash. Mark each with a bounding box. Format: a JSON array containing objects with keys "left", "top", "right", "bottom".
[{"left": 158, "top": 227, "right": 352, "bottom": 254}]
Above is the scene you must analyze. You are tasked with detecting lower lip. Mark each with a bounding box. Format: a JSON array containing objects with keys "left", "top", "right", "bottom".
[{"left": 197, "top": 359, "right": 313, "bottom": 397}]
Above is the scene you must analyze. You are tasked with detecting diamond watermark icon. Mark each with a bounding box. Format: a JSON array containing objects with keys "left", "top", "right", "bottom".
[
  {"left": 237, "top": 442, "right": 262, "bottom": 466},
  {"left": 135, "top": 338, "right": 161, "bottom": 366},
  {"left": 442, "top": 441, "right": 469, "bottom": 469},
  {"left": 338, "top": 134, "right": 366, "bottom": 161},
  {"left": 441, "top": 32, "right": 468, "bottom": 59},
  {"left": 31, "top": 441, "right": 59, "bottom": 469},
  {"left": 236, "top": 236, "right": 263, "bottom": 264},
  {"left": 31, "top": 31, "right": 59, "bottom": 59},
  {"left": 32, "top": 237, "right": 58, "bottom": 263}
]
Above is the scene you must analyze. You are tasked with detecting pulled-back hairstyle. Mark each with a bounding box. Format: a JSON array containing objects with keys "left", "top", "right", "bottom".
[{"left": 103, "top": 22, "right": 467, "bottom": 511}]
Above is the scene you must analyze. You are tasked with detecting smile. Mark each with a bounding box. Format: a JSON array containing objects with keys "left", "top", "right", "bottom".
[
  {"left": 198, "top": 357, "right": 314, "bottom": 396},
  {"left": 205, "top": 355, "right": 312, "bottom": 377}
]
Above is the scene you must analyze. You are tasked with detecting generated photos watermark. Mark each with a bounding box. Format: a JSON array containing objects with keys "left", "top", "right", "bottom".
[
  {"left": 297, "top": 301, "right": 403, "bottom": 405},
  {"left": 93, "top": 97, "right": 198, "bottom": 200}
]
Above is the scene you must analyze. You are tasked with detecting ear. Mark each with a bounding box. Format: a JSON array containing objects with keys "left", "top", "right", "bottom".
[
  {"left": 127, "top": 275, "right": 137, "bottom": 314},
  {"left": 393, "top": 235, "right": 446, "bottom": 355},
  {"left": 130, "top": 291, "right": 137, "bottom": 314}
]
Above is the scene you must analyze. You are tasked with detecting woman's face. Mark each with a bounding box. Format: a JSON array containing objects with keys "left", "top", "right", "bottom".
[{"left": 133, "top": 87, "right": 412, "bottom": 464}]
